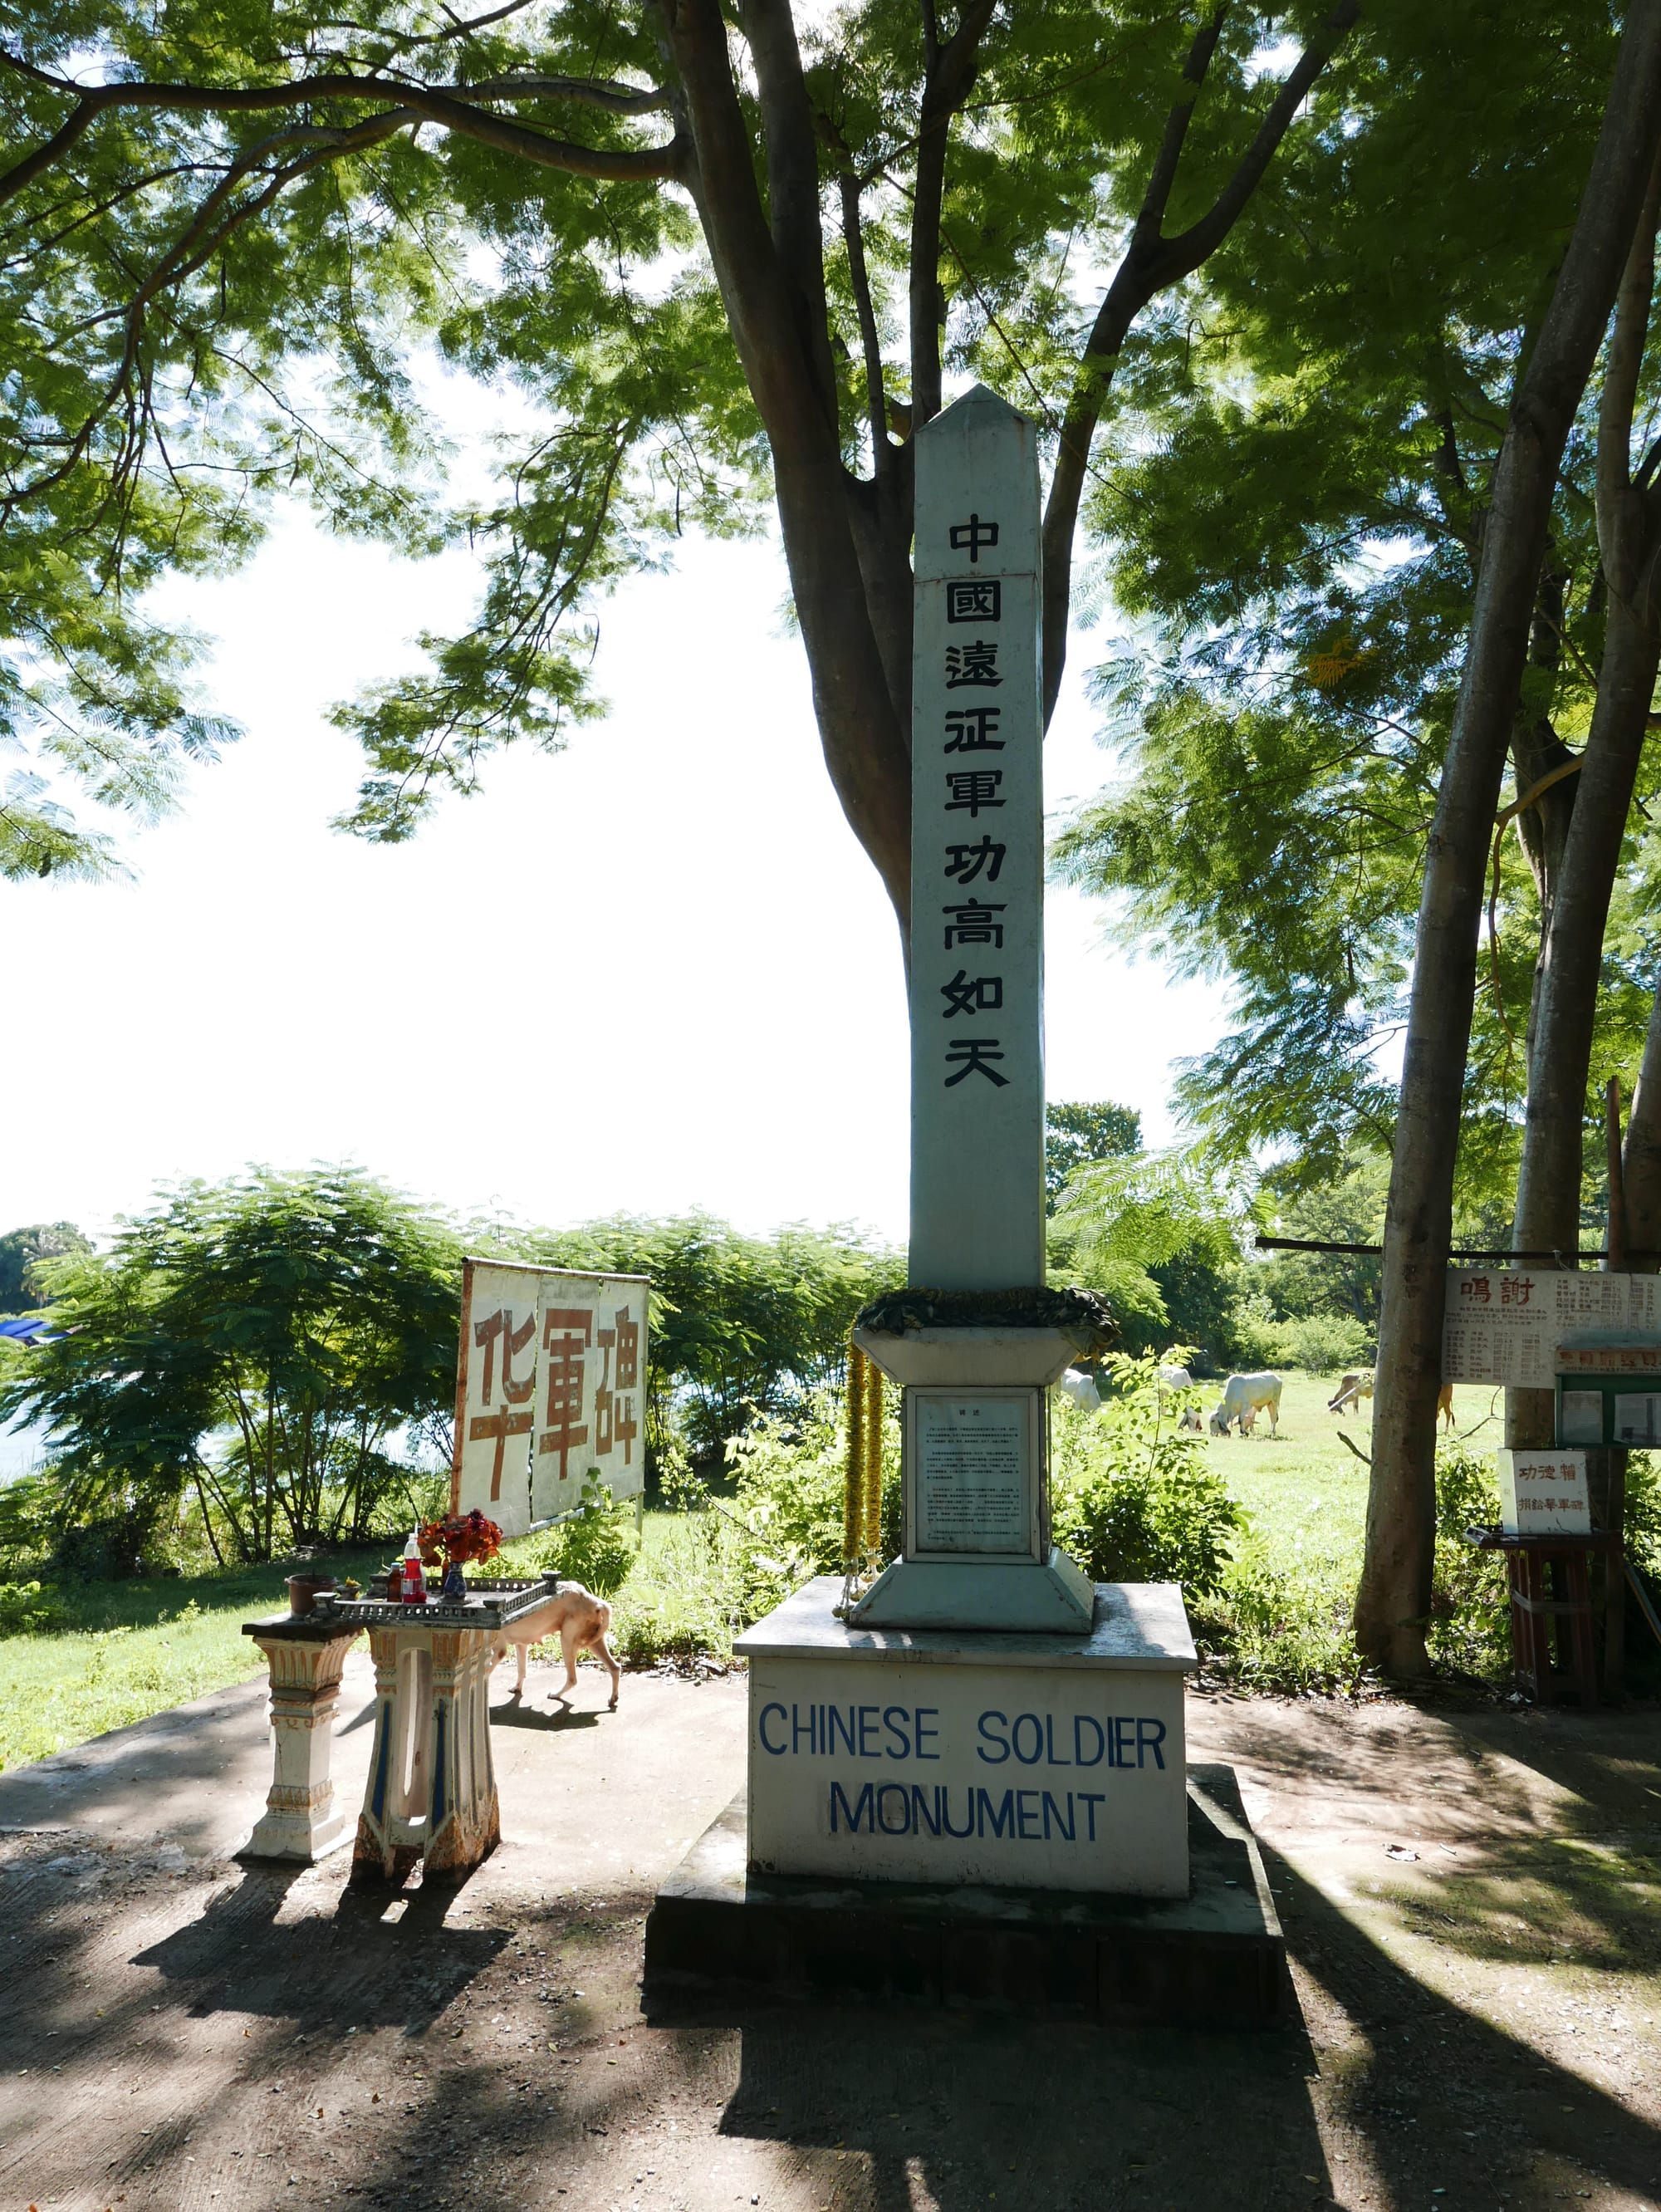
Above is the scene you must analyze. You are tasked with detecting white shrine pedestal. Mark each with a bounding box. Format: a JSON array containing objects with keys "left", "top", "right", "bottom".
[{"left": 741, "top": 1575, "right": 1193, "bottom": 1896}]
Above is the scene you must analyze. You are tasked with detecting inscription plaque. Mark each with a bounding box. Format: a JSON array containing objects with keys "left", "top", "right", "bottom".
[{"left": 911, "top": 1390, "right": 1036, "bottom": 1557}]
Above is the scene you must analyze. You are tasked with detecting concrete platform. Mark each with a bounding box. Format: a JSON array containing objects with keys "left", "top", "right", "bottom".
[{"left": 643, "top": 1760, "right": 1285, "bottom": 2024}]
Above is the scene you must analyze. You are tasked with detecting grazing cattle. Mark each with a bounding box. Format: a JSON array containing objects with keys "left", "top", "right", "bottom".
[
  {"left": 1056, "top": 1366, "right": 1102, "bottom": 1412},
  {"left": 1158, "top": 1361, "right": 1202, "bottom": 1431},
  {"left": 1329, "top": 1370, "right": 1456, "bottom": 1427},
  {"left": 1329, "top": 1370, "right": 1374, "bottom": 1415},
  {"left": 1208, "top": 1371, "right": 1284, "bottom": 1438}
]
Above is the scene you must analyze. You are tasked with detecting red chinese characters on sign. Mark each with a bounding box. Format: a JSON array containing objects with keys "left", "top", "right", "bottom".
[
  {"left": 467, "top": 1306, "right": 536, "bottom": 1500},
  {"left": 591, "top": 1307, "right": 642, "bottom": 1468},
  {"left": 539, "top": 1308, "right": 594, "bottom": 1480}
]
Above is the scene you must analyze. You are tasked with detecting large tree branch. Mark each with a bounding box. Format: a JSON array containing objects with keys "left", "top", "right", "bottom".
[
  {"left": 2, "top": 113, "right": 412, "bottom": 517},
  {"left": 1597, "top": 145, "right": 1661, "bottom": 579},
  {"left": 655, "top": 0, "right": 912, "bottom": 929},
  {"left": 840, "top": 169, "right": 894, "bottom": 483},
  {"left": 1039, "top": 0, "right": 1360, "bottom": 725},
  {"left": 738, "top": 0, "right": 838, "bottom": 434},
  {"left": 0, "top": 54, "right": 682, "bottom": 212},
  {"left": 908, "top": 0, "right": 996, "bottom": 429}
]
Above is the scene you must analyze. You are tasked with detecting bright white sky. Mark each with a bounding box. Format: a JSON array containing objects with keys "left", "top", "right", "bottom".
[{"left": 1, "top": 508, "right": 1228, "bottom": 1249}]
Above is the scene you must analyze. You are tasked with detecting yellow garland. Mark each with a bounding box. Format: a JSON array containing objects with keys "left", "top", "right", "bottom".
[
  {"left": 862, "top": 1356, "right": 884, "bottom": 1561},
  {"left": 844, "top": 1337, "right": 867, "bottom": 1570}
]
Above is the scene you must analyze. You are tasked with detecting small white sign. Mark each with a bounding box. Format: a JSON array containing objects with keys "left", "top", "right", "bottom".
[
  {"left": 1497, "top": 1449, "right": 1591, "bottom": 1536},
  {"left": 908, "top": 1388, "right": 1037, "bottom": 1557}
]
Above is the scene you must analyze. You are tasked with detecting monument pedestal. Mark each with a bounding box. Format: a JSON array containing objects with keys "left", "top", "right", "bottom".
[
  {"left": 738, "top": 1575, "right": 1194, "bottom": 1896},
  {"left": 643, "top": 1764, "right": 1283, "bottom": 2025}
]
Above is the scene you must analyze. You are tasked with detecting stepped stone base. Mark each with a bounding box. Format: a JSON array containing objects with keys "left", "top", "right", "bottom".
[{"left": 643, "top": 1763, "right": 1286, "bottom": 2026}]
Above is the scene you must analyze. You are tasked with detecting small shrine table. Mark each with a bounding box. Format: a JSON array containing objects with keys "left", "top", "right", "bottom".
[{"left": 316, "top": 1577, "right": 560, "bottom": 1886}]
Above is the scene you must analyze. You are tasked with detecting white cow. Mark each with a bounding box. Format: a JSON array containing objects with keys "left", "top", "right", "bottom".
[
  {"left": 1157, "top": 1361, "right": 1203, "bottom": 1431},
  {"left": 1208, "top": 1371, "right": 1284, "bottom": 1438},
  {"left": 1056, "top": 1366, "right": 1102, "bottom": 1412}
]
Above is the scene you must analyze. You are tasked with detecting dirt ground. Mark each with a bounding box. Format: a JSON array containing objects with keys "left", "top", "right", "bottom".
[{"left": 0, "top": 1659, "right": 1657, "bottom": 2212}]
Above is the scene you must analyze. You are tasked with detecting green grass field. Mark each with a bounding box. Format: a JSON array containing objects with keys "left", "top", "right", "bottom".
[
  {"left": 1198, "top": 1370, "right": 1502, "bottom": 1577},
  {"left": 0, "top": 1374, "right": 1510, "bottom": 1772}
]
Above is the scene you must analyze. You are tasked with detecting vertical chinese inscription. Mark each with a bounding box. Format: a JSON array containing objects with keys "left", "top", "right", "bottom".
[
  {"left": 453, "top": 1262, "right": 651, "bottom": 1532},
  {"left": 909, "top": 385, "right": 1044, "bottom": 1290},
  {"left": 453, "top": 1260, "right": 541, "bottom": 1536}
]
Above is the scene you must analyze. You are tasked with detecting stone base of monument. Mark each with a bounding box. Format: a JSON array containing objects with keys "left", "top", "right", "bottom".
[
  {"left": 642, "top": 1764, "right": 1284, "bottom": 2026},
  {"left": 735, "top": 1575, "right": 1194, "bottom": 1895},
  {"left": 849, "top": 1545, "right": 1096, "bottom": 1631}
]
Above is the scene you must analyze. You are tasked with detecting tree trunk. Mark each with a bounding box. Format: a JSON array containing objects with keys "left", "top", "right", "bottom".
[
  {"left": 1509, "top": 151, "right": 1661, "bottom": 1449},
  {"left": 1357, "top": 0, "right": 1661, "bottom": 1675},
  {"left": 1623, "top": 983, "right": 1661, "bottom": 1255},
  {"left": 1508, "top": 582, "right": 1661, "bottom": 1440}
]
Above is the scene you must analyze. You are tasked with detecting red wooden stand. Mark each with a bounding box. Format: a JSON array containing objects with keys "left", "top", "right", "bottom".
[{"left": 1465, "top": 1528, "right": 1624, "bottom": 1706}]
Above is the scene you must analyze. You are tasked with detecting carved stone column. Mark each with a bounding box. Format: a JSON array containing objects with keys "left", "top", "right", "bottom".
[{"left": 240, "top": 1615, "right": 364, "bottom": 1861}]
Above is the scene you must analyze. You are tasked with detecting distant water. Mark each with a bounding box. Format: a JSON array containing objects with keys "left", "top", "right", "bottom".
[{"left": 0, "top": 1415, "right": 49, "bottom": 1485}]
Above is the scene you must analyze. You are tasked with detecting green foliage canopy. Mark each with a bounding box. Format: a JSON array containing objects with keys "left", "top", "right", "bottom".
[
  {"left": 524, "top": 1212, "right": 903, "bottom": 1457},
  {"left": 0, "top": 1219, "right": 90, "bottom": 1310},
  {"left": 1049, "top": 1, "right": 1648, "bottom": 1210},
  {"left": 0, "top": 0, "right": 1367, "bottom": 906},
  {"left": 0, "top": 1167, "right": 463, "bottom": 1562}
]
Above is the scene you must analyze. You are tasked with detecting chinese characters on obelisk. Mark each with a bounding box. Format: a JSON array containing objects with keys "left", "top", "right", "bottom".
[{"left": 909, "top": 389, "right": 1045, "bottom": 1292}]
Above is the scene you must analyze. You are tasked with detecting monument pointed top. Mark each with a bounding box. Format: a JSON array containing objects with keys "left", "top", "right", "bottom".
[{"left": 924, "top": 382, "right": 1031, "bottom": 433}]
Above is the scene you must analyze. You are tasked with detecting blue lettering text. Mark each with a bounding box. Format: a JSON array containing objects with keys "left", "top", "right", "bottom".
[
  {"left": 977, "top": 1711, "right": 1010, "bottom": 1763},
  {"left": 830, "top": 1780, "right": 875, "bottom": 1832},
  {"left": 1012, "top": 1714, "right": 1044, "bottom": 1765}
]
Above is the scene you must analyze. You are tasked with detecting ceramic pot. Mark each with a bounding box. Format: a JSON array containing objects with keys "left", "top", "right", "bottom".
[{"left": 285, "top": 1573, "right": 336, "bottom": 1617}]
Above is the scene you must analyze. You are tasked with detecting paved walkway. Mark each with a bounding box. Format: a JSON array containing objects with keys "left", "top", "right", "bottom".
[{"left": 0, "top": 1657, "right": 1655, "bottom": 2212}]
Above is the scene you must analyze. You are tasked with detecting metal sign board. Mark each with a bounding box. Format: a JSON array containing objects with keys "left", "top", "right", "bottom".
[
  {"left": 1443, "top": 1269, "right": 1661, "bottom": 1389},
  {"left": 451, "top": 1259, "right": 649, "bottom": 1535}
]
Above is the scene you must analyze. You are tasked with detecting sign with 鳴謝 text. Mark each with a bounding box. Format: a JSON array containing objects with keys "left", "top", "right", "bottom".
[
  {"left": 909, "top": 1389, "right": 1038, "bottom": 1557},
  {"left": 452, "top": 1259, "right": 649, "bottom": 1538},
  {"left": 1497, "top": 1449, "right": 1591, "bottom": 1535},
  {"left": 908, "top": 385, "right": 1045, "bottom": 1292},
  {"left": 1443, "top": 1269, "right": 1661, "bottom": 1390}
]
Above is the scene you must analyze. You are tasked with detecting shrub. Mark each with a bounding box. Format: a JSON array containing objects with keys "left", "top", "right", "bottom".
[
  {"left": 1276, "top": 1314, "right": 1373, "bottom": 1374},
  {"left": 1067, "top": 1462, "right": 1242, "bottom": 1593},
  {"left": 656, "top": 1386, "right": 902, "bottom": 1626},
  {"left": 522, "top": 1472, "right": 639, "bottom": 1598},
  {"left": 1051, "top": 1356, "right": 1243, "bottom": 1599},
  {"left": 1428, "top": 1439, "right": 1510, "bottom": 1676},
  {"left": 1222, "top": 1289, "right": 1284, "bottom": 1371},
  {"left": 0, "top": 1579, "right": 63, "bottom": 1636}
]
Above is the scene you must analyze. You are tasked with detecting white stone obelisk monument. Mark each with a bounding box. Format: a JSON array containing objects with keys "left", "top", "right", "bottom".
[
  {"left": 850, "top": 385, "right": 1093, "bottom": 1631},
  {"left": 730, "top": 386, "right": 1195, "bottom": 1899}
]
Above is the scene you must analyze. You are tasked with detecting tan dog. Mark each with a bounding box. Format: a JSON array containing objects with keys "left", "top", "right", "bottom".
[{"left": 492, "top": 1580, "right": 620, "bottom": 1708}]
